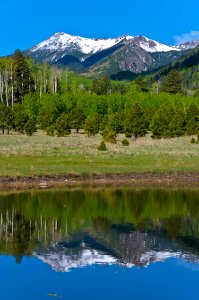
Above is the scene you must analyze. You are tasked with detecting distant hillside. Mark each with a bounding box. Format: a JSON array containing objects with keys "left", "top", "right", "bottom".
[{"left": 150, "top": 46, "right": 199, "bottom": 80}]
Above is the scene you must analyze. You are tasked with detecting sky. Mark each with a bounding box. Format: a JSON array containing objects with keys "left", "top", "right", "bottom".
[{"left": 1, "top": 0, "right": 199, "bottom": 56}]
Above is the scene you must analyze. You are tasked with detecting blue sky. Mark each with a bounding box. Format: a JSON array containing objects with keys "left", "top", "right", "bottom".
[{"left": 1, "top": 0, "right": 199, "bottom": 55}]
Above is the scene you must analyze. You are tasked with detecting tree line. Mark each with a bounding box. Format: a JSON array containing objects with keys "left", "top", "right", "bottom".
[
  {"left": 0, "top": 95, "right": 199, "bottom": 141},
  {"left": 0, "top": 50, "right": 199, "bottom": 140}
]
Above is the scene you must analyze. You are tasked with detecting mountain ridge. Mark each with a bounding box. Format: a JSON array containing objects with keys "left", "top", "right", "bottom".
[{"left": 25, "top": 32, "right": 199, "bottom": 77}]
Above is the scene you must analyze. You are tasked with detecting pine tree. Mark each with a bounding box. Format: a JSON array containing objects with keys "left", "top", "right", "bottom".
[
  {"left": 55, "top": 113, "right": 71, "bottom": 136},
  {"left": 84, "top": 116, "right": 99, "bottom": 136},
  {"left": 0, "top": 103, "right": 13, "bottom": 134},
  {"left": 135, "top": 76, "right": 150, "bottom": 92},
  {"left": 186, "top": 103, "right": 199, "bottom": 135},
  {"left": 150, "top": 106, "right": 175, "bottom": 138},
  {"left": 13, "top": 50, "right": 34, "bottom": 103},
  {"left": 161, "top": 70, "right": 182, "bottom": 94},
  {"left": 71, "top": 107, "right": 85, "bottom": 133},
  {"left": 13, "top": 104, "right": 28, "bottom": 133},
  {"left": 24, "top": 118, "right": 37, "bottom": 136},
  {"left": 124, "top": 103, "right": 148, "bottom": 138}
]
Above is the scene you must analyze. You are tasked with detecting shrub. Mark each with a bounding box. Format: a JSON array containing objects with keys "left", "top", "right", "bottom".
[
  {"left": 98, "top": 141, "right": 107, "bottom": 151},
  {"left": 103, "top": 130, "right": 117, "bottom": 143},
  {"left": 121, "top": 139, "right": 130, "bottom": 146},
  {"left": 190, "top": 137, "right": 196, "bottom": 144}
]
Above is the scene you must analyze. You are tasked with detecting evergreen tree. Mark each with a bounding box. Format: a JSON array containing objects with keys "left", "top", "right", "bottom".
[
  {"left": 161, "top": 70, "right": 182, "bottom": 94},
  {"left": 91, "top": 76, "right": 112, "bottom": 95},
  {"left": 55, "top": 113, "right": 71, "bottom": 136},
  {"left": 71, "top": 107, "right": 85, "bottom": 133},
  {"left": 0, "top": 103, "right": 13, "bottom": 134},
  {"left": 106, "top": 112, "right": 123, "bottom": 134},
  {"left": 135, "top": 76, "right": 150, "bottom": 92},
  {"left": 150, "top": 106, "right": 175, "bottom": 138},
  {"left": 169, "top": 110, "right": 186, "bottom": 136},
  {"left": 186, "top": 103, "right": 199, "bottom": 135},
  {"left": 13, "top": 104, "right": 28, "bottom": 133},
  {"left": 13, "top": 50, "right": 34, "bottom": 103},
  {"left": 84, "top": 115, "right": 100, "bottom": 136},
  {"left": 24, "top": 118, "right": 37, "bottom": 136},
  {"left": 38, "top": 107, "right": 58, "bottom": 130},
  {"left": 124, "top": 103, "right": 148, "bottom": 138}
]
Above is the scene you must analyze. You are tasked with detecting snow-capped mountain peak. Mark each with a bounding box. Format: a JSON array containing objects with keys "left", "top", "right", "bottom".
[
  {"left": 30, "top": 32, "right": 181, "bottom": 62},
  {"left": 27, "top": 32, "right": 198, "bottom": 74},
  {"left": 130, "top": 35, "right": 180, "bottom": 53},
  {"left": 176, "top": 39, "right": 199, "bottom": 50},
  {"left": 31, "top": 32, "right": 127, "bottom": 56}
]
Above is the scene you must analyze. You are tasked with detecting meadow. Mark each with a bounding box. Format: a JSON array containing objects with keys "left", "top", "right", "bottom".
[{"left": 0, "top": 131, "right": 199, "bottom": 177}]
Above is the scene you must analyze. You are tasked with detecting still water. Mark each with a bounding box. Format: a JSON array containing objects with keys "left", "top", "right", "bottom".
[{"left": 0, "top": 188, "right": 199, "bottom": 299}]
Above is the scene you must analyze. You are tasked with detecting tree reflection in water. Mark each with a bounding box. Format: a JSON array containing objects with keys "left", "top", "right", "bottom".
[{"left": 0, "top": 188, "right": 199, "bottom": 271}]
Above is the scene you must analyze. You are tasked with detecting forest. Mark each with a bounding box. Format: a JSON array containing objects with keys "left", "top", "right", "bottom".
[{"left": 0, "top": 49, "right": 199, "bottom": 144}]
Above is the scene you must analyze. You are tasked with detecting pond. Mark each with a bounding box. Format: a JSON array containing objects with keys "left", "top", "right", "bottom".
[{"left": 0, "top": 188, "right": 199, "bottom": 299}]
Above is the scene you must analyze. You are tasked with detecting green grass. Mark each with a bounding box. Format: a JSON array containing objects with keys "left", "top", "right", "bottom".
[{"left": 0, "top": 131, "right": 199, "bottom": 176}]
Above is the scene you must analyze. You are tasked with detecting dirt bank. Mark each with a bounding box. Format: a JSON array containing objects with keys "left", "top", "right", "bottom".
[{"left": 0, "top": 172, "right": 199, "bottom": 191}]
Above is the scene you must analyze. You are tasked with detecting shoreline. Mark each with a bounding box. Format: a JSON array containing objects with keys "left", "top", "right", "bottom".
[{"left": 0, "top": 172, "right": 199, "bottom": 191}]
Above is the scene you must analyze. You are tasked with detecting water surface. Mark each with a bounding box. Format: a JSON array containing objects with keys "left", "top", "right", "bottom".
[{"left": 0, "top": 188, "right": 199, "bottom": 299}]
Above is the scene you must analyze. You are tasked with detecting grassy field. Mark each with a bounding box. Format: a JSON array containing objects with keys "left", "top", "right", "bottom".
[{"left": 0, "top": 131, "right": 199, "bottom": 177}]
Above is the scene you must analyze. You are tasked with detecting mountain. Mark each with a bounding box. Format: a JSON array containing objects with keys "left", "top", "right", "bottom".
[
  {"left": 25, "top": 32, "right": 198, "bottom": 77},
  {"left": 27, "top": 32, "right": 180, "bottom": 62}
]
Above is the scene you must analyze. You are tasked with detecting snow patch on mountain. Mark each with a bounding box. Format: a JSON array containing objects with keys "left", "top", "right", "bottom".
[
  {"left": 34, "top": 248, "right": 117, "bottom": 272},
  {"left": 31, "top": 32, "right": 127, "bottom": 55}
]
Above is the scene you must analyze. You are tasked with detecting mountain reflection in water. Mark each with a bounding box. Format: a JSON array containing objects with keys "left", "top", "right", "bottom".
[{"left": 0, "top": 188, "right": 199, "bottom": 272}]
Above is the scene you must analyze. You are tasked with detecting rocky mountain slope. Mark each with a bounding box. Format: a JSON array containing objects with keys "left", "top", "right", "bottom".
[{"left": 25, "top": 32, "right": 199, "bottom": 77}]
